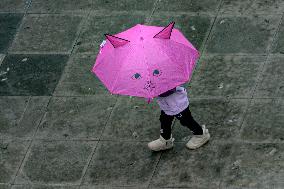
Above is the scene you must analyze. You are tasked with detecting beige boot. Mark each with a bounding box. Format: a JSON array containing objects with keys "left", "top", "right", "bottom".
[
  {"left": 148, "top": 135, "right": 175, "bottom": 151},
  {"left": 186, "top": 125, "right": 210, "bottom": 150}
]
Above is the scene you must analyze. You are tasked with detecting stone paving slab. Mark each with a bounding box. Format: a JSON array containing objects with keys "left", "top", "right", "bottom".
[
  {"left": 241, "top": 98, "right": 284, "bottom": 143},
  {"left": 0, "top": 140, "right": 30, "bottom": 184},
  {"left": 91, "top": 0, "right": 156, "bottom": 12},
  {"left": 173, "top": 98, "right": 249, "bottom": 141},
  {"left": 0, "top": 184, "right": 10, "bottom": 189},
  {"left": 27, "top": 0, "right": 92, "bottom": 13},
  {"left": 74, "top": 12, "right": 147, "bottom": 54},
  {"left": 34, "top": 96, "right": 117, "bottom": 140},
  {"left": 154, "top": 0, "right": 221, "bottom": 14},
  {"left": 205, "top": 15, "right": 281, "bottom": 54},
  {"left": 15, "top": 141, "right": 97, "bottom": 185},
  {"left": 81, "top": 141, "right": 160, "bottom": 187},
  {"left": 254, "top": 55, "right": 284, "bottom": 97},
  {"left": 9, "top": 14, "right": 83, "bottom": 53},
  {"left": 150, "top": 141, "right": 232, "bottom": 188},
  {"left": 187, "top": 55, "right": 265, "bottom": 98},
  {"left": 101, "top": 96, "right": 161, "bottom": 141},
  {"left": 54, "top": 54, "right": 108, "bottom": 96},
  {"left": 0, "top": 0, "right": 29, "bottom": 13},
  {"left": 219, "top": 143, "right": 284, "bottom": 189},
  {"left": 0, "top": 96, "right": 49, "bottom": 140},
  {"left": 0, "top": 13, "right": 23, "bottom": 53},
  {"left": 0, "top": 54, "right": 68, "bottom": 96},
  {"left": 219, "top": 0, "right": 284, "bottom": 15},
  {"left": 150, "top": 13, "right": 213, "bottom": 50}
]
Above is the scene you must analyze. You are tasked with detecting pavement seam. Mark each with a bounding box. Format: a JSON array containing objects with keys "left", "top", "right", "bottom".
[
  {"left": 15, "top": 96, "right": 31, "bottom": 129},
  {"left": 146, "top": 151, "right": 162, "bottom": 189},
  {"left": 189, "top": 0, "right": 223, "bottom": 96},
  {"left": 10, "top": 96, "right": 52, "bottom": 186},
  {"left": 69, "top": 13, "right": 92, "bottom": 55},
  {"left": 199, "top": 0, "right": 223, "bottom": 55},
  {"left": 78, "top": 96, "right": 120, "bottom": 188},
  {"left": 5, "top": 0, "right": 32, "bottom": 55},
  {"left": 145, "top": 0, "right": 160, "bottom": 24},
  {"left": 251, "top": 12, "right": 284, "bottom": 99}
]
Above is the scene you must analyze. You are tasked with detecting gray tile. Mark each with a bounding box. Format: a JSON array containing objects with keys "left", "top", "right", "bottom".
[
  {"left": 101, "top": 96, "right": 161, "bottom": 141},
  {"left": 206, "top": 15, "right": 281, "bottom": 54},
  {"left": 0, "top": 184, "right": 10, "bottom": 189},
  {"left": 220, "top": 0, "right": 284, "bottom": 15},
  {"left": 54, "top": 54, "right": 109, "bottom": 96},
  {"left": 82, "top": 141, "right": 160, "bottom": 186},
  {"left": 74, "top": 13, "right": 146, "bottom": 54},
  {"left": 150, "top": 142, "right": 232, "bottom": 188},
  {"left": 187, "top": 55, "right": 265, "bottom": 98},
  {"left": 254, "top": 55, "right": 284, "bottom": 97},
  {"left": 272, "top": 18, "right": 284, "bottom": 54},
  {"left": 155, "top": 0, "right": 221, "bottom": 14},
  {"left": 10, "top": 14, "right": 83, "bottom": 53},
  {"left": 28, "top": 0, "right": 92, "bottom": 13},
  {"left": 15, "top": 141, "right": 97, "bottom": 184},
  {"left": 0, "top": 54, "right": 68, "bottom": 96},
  {"left": 220, "top": 143, "right": 284, "bottom": 189},
  {"left": 0, "top": 140, "right": 29, "bottom": 184},
  {"left": 0, "top": 13, "right": 23, "bottom": 53},
  {"left": 241, "top": 98, "right": 284, "bottom": 142},
  {"left": 0, "top": 97, "right": 49, "bottom": 140},
  {"left": 0, "top": 0, "right": 29, "bottom": 13},
  {"left": 173, "top": 99, "right": 248, "bottom": 141},
  {"left": 11, "top": 185, "right": 79, "bottom": 189},
  {"left": 35, "top": 96, "right": 117, "bottom": 140},
  {"left": 150, "top": 14, "right": 212, "bottom": 50},
  {"left": 92, "top": 0, "right": 156, "bottom": 11}
]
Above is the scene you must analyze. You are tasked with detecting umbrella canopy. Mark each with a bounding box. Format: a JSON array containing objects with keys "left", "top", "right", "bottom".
[{"left": 92, "top": 22, "right": 199, "bottom": 100}]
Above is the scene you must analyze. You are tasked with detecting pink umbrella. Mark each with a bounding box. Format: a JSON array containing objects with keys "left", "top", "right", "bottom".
[{"left": 92, "top": 22, "right": 199, "bottom": 103}]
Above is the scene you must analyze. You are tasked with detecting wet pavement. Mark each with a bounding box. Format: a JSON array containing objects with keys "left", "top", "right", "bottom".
[{"left": 0, "top": 0, "right": 284, "bottom": 188}]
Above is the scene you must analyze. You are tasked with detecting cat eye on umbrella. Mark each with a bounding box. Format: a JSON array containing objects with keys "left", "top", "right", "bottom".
[{"left": 132, "top": 73, "right": 142, "bottom": 79}]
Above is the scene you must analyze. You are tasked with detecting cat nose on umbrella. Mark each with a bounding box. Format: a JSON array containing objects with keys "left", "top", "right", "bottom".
[{"left": 144, "top": 80, "right": 155, "bottom": 91}]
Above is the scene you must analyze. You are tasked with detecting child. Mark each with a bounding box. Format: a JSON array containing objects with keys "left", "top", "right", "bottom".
[{"left": 148, "top": 86, "right": 210, "bottom": 151}]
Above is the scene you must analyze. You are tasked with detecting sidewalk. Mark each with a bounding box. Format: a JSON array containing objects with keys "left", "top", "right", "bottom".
[{"left": 0, "top": 0, "right": 283, "bottom": 188}]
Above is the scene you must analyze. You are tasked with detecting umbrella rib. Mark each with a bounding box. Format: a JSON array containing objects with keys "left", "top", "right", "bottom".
[
  {"left": 153, "top": 39, "right": 188, "bottom": 86},
  {"left": 140, "top": 25, "right": 153, "bottom": 99},
  {"left": 110, "top": 45, "right": 133, "bottom": 93},
  {"left": 169, "top": 39, "right": 199, "bottom": 82}
]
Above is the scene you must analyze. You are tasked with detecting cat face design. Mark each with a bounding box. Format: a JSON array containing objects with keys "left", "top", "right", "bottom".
[{"left": 131, "top": 69, "right": 162, "bottom": 91}]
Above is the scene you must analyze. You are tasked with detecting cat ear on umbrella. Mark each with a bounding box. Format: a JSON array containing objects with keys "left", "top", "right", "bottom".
[
  {"left": 153, "top": 21, "right": 175, "bottom": 39},
  {"left": 104, "top": 34, "right": 130, "bottom": 48}
]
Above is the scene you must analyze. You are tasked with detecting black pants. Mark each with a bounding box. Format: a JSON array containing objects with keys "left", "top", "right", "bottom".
[{"left": 159, "top": 106, "right": 203, "bottom": 139}]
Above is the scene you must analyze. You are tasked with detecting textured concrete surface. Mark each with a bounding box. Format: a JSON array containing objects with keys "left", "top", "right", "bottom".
[{"left": 0, "top": 0, "right": 283, "bottom": 188}]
